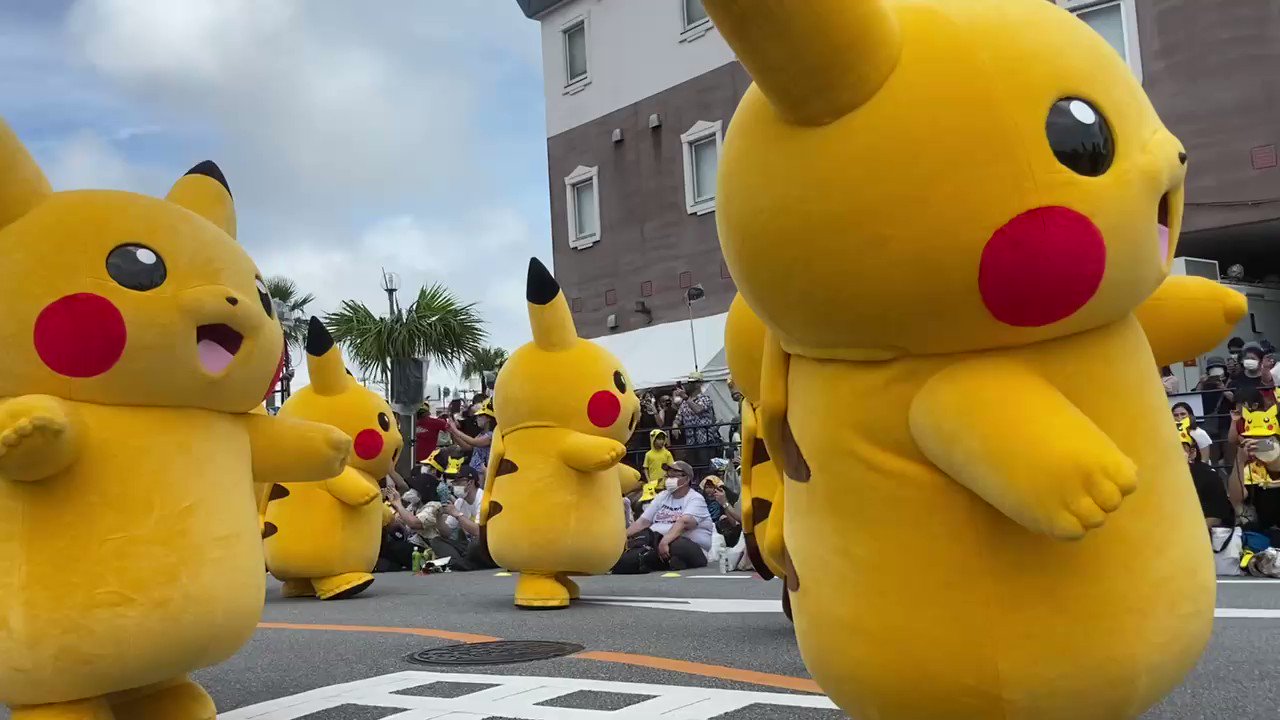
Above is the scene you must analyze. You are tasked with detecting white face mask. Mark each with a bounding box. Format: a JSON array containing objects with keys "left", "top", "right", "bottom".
[
  {"left": 1255, "top": 439, "right": 1280, "bottom": 464},
  {"left": 1244, "top": 359, "right": 1261, "bottom": 372},
  {"left": 1209, "top": 367, "right": 1226, "bottom": 378},
  {"left": 664, "top": 478, "right": 680, "bottom": 492},
  {"left": 673, "top": 396, "right": 684, "bottom": 406},
  {"left": 452, "top": 485, "right": 467, "bottom": 498}
]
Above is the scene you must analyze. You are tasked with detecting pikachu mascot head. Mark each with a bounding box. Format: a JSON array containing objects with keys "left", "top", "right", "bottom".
[
  {"left": 481, "top": 258, "right": 641, "bottom": 608},
  {"left": 705, "top": 1, "right": 1217, "bottom": 717},
  {"left": 263, "top": 318, "right": 402, "bottom": 600},
  {"left": 0, "top": 118, "right": 349, "bottom": 714}
]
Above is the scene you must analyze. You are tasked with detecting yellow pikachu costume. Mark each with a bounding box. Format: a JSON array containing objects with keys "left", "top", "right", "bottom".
[
  {"left": 704, "top": 1, "right": 1236, "bottom": 718},
  {"left": 481, "top": 258, "right": 641, "bottom": 608},
  {"left": 0, "top": 119, "right": 351, "bottom": 719},
  {"left": 263, "top": 318, "right": 403, "bottom": 600},
  {"left": 724, "top": 296, "right": 787, "bottom": 592}
]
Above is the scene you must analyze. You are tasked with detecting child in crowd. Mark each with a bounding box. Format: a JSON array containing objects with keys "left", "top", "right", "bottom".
[{"left": 642, "top": 430, "right": 674, "bottom": 510}]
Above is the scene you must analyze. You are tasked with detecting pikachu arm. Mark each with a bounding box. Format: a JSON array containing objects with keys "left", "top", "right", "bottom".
[
  {"left": 244, "top": 413, "right": 351, "bottom": 485},
  {"left": 757, "top": 331, "right": 806, "bottom": 482},
  {"left": 616, "top": 463, "right": 642, "bottom": 496},
  {"left": 559, "top": 432, "right": 627, "bottom": 473},
  {"left": 908, "top": 358, "right": 1137, "bottom": 541},
  {"left": 739, "top": 401, "right": 762, "bottom": 533},
  {"left": 1135, "top": 275, "right": 1248, "bottom": 367},
  {"left": 480, "top": 431, "right": 506, "bottom": 527},
  {"left": 0, "top": 395, "right": 79, "bottom": 483},
  {"left": 325, "top": 467, "right": 382, "bottom": 507}
]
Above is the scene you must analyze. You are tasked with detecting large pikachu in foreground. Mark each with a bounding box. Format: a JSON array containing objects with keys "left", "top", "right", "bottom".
[
  {"left": 481, "top": 258, "right": 641, "bottom": 608},
  {"left": 264, "top": 318, "right": 402, "bottom": 600},
  {"left": 705, "top": 1, "right": 1243, "bottom": 718},
  {"left": 0, "top": 119, "right": 350, "bottom": 719}
]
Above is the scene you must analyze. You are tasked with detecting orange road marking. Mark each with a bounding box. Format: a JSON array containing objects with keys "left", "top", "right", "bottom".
[
  {"left": 573, "top": 650, "right": 823, "bottom": 694},
  {"left": 255, "top": 622, "right": 822, "bottom": 694}
]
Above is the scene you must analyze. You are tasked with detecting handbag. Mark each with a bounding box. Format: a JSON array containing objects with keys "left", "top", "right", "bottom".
[{"left": 1212, "top": 527, "right": 1244, "bottom": 577}]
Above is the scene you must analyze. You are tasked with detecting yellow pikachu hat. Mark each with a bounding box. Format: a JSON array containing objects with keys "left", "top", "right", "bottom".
[{"left": 1243, "top": 405, "right": 1280, "bottom": 439}]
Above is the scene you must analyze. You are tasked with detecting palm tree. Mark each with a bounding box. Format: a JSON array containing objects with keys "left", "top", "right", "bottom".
[
  {"left": 325, "top": 283, "right": 487, "bottom": 395},
  {"left": 263, "top": 276, "right": 315, "bottom": 401},
  {"left": 460, "top": 346, "right": 509, "bottom": 391}
]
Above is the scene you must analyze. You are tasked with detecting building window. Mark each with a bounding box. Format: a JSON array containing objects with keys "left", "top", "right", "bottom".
[
  {"left": 571, "top": 297, "right": 583, "bottom": 312},
  {"left": 605, "top": 289, "right": 617, "bottom": 306},
  {"left": 680, "top": 0, "right": 712, "bottom": 41},
  {"left": 679, "top": 271, "right": 693, "bottom": 289},
  {"left": 564, "top": 165, "right": 600, "bottom": 249},
  {"left": 641, "top": 280, "right": 653, "bottom": 297},
  {"left": 562, "top": 16, "right": 590, "bottom": 93},
  {"left": 680, "top": 120, "right": 722, "bottom": 215},
  {"left": 1062, "top": 0, "right": 1142, "bottom": 81}
]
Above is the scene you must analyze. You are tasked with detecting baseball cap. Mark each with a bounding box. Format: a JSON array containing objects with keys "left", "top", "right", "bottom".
[{"left": 662, "top": 460, "right": 694, "bottom": 478}]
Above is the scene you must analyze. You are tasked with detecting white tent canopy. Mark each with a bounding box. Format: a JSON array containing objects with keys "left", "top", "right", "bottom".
[{"left": 594, "top": 313, "right": 729, "bottom": 390}]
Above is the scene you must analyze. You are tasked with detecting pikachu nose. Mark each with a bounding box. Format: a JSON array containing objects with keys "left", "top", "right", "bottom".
[{"left": 226, "top": 296, "right": 239, "bottom": 306}]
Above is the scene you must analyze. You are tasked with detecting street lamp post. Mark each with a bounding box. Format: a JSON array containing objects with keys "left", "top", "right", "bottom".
[{"left": 685, "top": 284, "right": 706, "bottom": 373}]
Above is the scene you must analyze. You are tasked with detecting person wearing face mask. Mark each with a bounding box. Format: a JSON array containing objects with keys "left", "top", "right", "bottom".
[
  {"left": 1177, "top": 423, "right": 1234, "bottom": 530},
  {"left": 448, "top": 399, "right": 496, "bottom": 480},
  {"left": 1231, "top": 401, "right": 1280, "bottom": 532},
  {"left": 394, "top": 465, "right": 495, "bottom": 572},
  {"left": 614, "top": 461, "right": 715, "bottom": 572},
  {"left": 1229, "top": 343, "right": 1276, "bottom": 412}
]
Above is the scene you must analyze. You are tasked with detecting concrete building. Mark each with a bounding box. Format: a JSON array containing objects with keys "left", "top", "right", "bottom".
[{"left": 519, "top": 0, "right": 1280, "bottom": 380}]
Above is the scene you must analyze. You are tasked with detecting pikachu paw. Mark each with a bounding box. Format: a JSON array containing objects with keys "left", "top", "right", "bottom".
[
  {"left": 1045, "top": 455, "right": 1138, "bottom": 540},
  {"left": 0, "top": 396, "right": 73, "bottom": 481},
  {"left": 322, "top": 428, "right": 354, "bottom": 474}
]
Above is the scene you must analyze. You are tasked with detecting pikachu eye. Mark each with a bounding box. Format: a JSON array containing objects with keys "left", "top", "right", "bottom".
[
  {"left": 377, "top": 412, "right": 391, "bottom": 432},
  {"left": 106, "top": 244, "right": 166, "bottom": 291},
  {"left": 613, "top": 370, "right": 628, "bottom": 394},
  {"left": 1046, "top": 98, "right": 1114, "bottom": 177}
]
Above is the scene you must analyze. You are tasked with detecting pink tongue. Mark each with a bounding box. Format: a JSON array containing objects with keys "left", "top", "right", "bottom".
[
  {"left": 1158, "top": 224, "right": 1170, "bottom": 265},
  {"left": 198, "top": 339, "right": 234, "bottom": 374}
]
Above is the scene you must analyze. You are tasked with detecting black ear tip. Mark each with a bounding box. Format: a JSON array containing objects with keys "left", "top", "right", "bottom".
[
  {"left": 185, "top": 160, "right": 232, "bottom": 197},
  {"left": 526, "top": 257, "right": 560, "bottom": 306},
  {"left": 306, "top": 316, "right": 334, "bottom": 356}
]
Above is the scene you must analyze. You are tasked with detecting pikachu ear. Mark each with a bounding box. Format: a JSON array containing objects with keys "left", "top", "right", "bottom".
[
  {"left": 0, "top": 118, "right": 52, "bottom": 230},
  {"left": 526, "top": 257, "right": 577, "bottom": 352},
  {"left": 305, "top": 316, "right": 349, "bottom": 397},
  {"left": 703, "top": 0, "right": 901, "bottom": 126},
  {"left": 166, "top": 160, "right": 237, "bottom": 239}
]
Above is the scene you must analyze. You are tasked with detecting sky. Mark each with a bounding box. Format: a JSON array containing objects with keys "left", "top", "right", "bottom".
[{"left": 0, "top": 0, "right": 549, "bottom": 395}]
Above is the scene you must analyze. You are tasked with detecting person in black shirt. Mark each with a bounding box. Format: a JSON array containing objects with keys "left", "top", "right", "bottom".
[{"left": 1182, "top": 434, "right": 1234, "bottom": 529}]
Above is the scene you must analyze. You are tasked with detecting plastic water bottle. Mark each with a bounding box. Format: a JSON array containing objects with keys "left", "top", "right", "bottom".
[{"left": 411, "top": 548, "right": 424, "bottom": 574}]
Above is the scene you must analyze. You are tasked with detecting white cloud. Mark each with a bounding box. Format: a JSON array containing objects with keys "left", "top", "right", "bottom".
[{"left": 42, "top": 128, "right": 170, "bottom": 193}]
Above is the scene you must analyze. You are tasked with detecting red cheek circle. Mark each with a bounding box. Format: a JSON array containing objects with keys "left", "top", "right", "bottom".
[
  {"left": 979, "top": 207, "right": 1106, "bottom": 328},
  {"left": 587, "top": 391, "right": 622, "bottom": 428},
  {"left": 353, "top": 429, "right": 385, "bottom": 461},
  {"left": 33, "top": 293, "right": 128, "bottom": 378}
]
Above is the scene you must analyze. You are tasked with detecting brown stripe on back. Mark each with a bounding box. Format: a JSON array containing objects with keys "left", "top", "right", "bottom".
[
  {"left": 262, "top": 522, "right": 279, "bottom": 539},
  {"left": 487, "top": 500, "right": 504, "bottom": 520},
  {"left": 751, "top": 498, "right": 772, "bottom": 525},
  {"left": 268, "top": 484, "right": 290, "bottom": 501},
  {"left": 752, "top": 438, "right": 770, "bottom": 466},
  {"left": 744, "top": 532, "right": 774, "bottom": 581},
  {"left": 780, "top": 416, "right": 810, "bottom": 483},
  {"left": 496, "top": 459, "right": 519, "bottom": 477},
  {"left": 784, "top": 547, "right": 800, "bottom": 593},
  {"left": 782, "top": 586, "right": 793, "bottom": 622}
]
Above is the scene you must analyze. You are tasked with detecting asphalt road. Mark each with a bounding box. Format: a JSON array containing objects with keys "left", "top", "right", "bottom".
[{"left": 2, "top": 573, "right": 1278, "bottom": 718}]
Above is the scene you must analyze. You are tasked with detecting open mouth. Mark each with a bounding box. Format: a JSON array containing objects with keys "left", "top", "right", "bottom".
[
  {"left": 197, "top": 324, "right": 244, "bottom": 375},
  {"left": 1157, "top": 193, "right": 1172, "bottom": 265}
]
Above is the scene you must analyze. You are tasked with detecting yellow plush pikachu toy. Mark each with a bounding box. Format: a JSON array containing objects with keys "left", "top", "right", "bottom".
[
  {"left": 723, "top": 296, "right": 788, "bottom": 596},
  {"left": 481, "top": 258, "right": 641, "bottom": 608},
  {"left": 704, "top": 1, "right": 1234, "bottom": 718},
  {"left": 263, "top": 317, "right": 403, "bottom": 600},
  {"left": 0, "top": 119, "right": 351, "bottom": 719},
  {"left": 1240, "top": 405, "right": 1280, "bottom": 489}
]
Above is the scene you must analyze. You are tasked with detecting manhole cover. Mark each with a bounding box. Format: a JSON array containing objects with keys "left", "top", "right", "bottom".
[{"left": 407, "top": 640, "right": 585, "bottom": 667}]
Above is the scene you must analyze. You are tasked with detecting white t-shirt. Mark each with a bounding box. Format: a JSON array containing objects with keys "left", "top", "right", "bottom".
[
  {"left": 642, "top": 489, "right": 715, "bottom": 551},
  {"left": 445, "top": 489, "right": 484, "bottom": 532}
]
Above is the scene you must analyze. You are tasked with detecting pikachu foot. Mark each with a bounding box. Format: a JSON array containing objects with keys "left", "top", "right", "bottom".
[
  {"left": 11, "top": 697, "right": 113, "bottom": 720},
  {"left": 280, "top": 578, "right": 317, "bottom": 598},
  {"left": 110, "top": 676, "right": 215, "bottom": 720},
  {"left": 515, "top": 573, "right": 570, "bottom": 609},
  {"left": 313, "top": 572, "right": 374, "bottom": 600},
  {"left": 555, "top": 573, "right": 581, "bottom": 600}
]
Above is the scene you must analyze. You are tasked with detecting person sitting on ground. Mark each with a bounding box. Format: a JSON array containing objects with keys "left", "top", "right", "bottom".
[
  {"left": 1172, "top": 402, "right": 1213, "bottom": 464},
  {"left": 390, "top": 465, "right": 494, "bottom": 571},
  {"left": 1179, "top": 423, "right": 1234, "bottom": 530},
  {"left": 701, "top": 475, "right": 743, "bottom": 547},
  {"left": 616, "top": 461, "right": 715, "bottom": 572},
  {"left": 448, "top": 399, "right": 495, "bottom": 480},
  {"left": 413, "top": 446, "right": 465, "bottom": 502}
]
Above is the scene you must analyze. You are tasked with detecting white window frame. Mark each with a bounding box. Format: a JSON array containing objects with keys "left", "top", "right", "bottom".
[
  {"left": 681, "top": 120, "right": 722, "bottom": 216},
  {"left": 560, "top": 14, "right": 591, "bottom": 95},
  {"left": 679, "top": 0, "right": 713, "bottom": 43},
  {"left": 1060, "top": 0, "right": 1142, "bottom": 83},
  {"left": 564, "top": 165, "right": 600, "bottom": 250}
]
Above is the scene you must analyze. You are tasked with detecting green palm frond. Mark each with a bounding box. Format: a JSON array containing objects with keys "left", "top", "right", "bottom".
[
  {"left": 263, "top": 275, "right": 315, "bottom": 353},
  {"left": 460, "top": 346, "right": 509, "bottom": 382}
]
